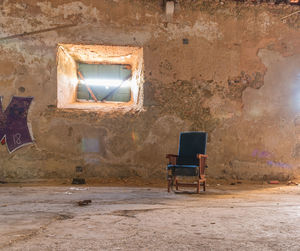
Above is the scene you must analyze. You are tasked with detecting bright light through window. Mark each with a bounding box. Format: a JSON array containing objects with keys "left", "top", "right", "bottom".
[
  {"left": 81, "top": 78, "right": 131, "bottom": 88},
  {"left": 77, "top": 63, "right": 132, "bottom": 103}
]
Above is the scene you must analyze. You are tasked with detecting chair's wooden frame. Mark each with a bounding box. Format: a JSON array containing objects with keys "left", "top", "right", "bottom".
[{"left": 166, "top": 154, "right": 207, "bottom": 193}]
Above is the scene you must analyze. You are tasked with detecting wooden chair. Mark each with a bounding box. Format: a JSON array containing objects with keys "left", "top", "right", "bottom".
[{"left": 166, "top": 132, "right": 208, "bottom": 193}]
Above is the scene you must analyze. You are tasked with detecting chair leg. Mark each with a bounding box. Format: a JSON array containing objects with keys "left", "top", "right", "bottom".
[
  {"left": 197, "top": 180, "right": 200, "bottom": 193},
  {"left": 167, "top": 178, "right": 171, "bottom": 193},
  {"left": 175, "top": 178, "right": 179, "bottom": 190},
  {"left": 203, "top": 180, "right": 206, "bottom": 192}
]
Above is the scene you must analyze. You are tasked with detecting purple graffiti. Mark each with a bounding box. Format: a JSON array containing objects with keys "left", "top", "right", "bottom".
[
  {"left": 252, "top": 149, "right": 291, "bottom": 169},
  {"left": 252, "top": 149, "right": 258, "bottom": 157},
  {"left": 267, "top": 161, "right": 291, "bottom": 169},
  {"left": 0, "top": 96, "right": 34, "bottom": 153},
  {"left": 252, "top": 149, "right": 272, "bottom": 159}
]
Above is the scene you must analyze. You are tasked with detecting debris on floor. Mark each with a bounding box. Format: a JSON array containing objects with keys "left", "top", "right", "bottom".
[
  {"left": 70, "top": 187, "right": 88, "bottom": 191},
  {"left": 77, "top": 200, "right": 92, "bottom": 206},
  {"left": 268, "top": 180, "right": 280, "bottom": 184},
  {"left": 287, "top": 181, "right": 299, "bottom": 186},
  {"left": 56, "top": 214, "right": 74, "bottom": 220},
  {"left": 72, "top": 178, "right": 86, "bottom": 185}
]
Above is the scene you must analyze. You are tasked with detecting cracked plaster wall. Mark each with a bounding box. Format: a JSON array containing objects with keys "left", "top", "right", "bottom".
[{"left": 0, "top": 0, "right": 300, "bottom": 182}]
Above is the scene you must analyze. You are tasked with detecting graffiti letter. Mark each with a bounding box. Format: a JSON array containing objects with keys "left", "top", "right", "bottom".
[
  {"left": 13, "top": 133, "right": 22, "bottom": 145},
  {"left": 0, "top": 96, "right": 34, "bottom": 153}
]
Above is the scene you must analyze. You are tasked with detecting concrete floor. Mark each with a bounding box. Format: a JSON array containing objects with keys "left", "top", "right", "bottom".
[{"left": 1, "top": 184, "right": 300, "bottom": 250}]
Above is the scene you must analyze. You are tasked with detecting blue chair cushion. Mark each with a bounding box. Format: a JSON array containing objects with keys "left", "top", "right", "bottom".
[
  {"left": 177, "top": 156, "right": 199, "bottom": 165},
  {"left": 167, "top": 164, "right": 199, "bottom": 176}
]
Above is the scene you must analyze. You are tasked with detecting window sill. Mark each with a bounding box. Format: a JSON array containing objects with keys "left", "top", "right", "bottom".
[{"left": 57, "top": 101, "right": 137, "bottom": 112}]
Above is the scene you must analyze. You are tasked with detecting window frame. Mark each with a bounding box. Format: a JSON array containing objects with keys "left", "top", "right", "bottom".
[{"left": 57, "top": 44, "right": 144, "bottom": 111}]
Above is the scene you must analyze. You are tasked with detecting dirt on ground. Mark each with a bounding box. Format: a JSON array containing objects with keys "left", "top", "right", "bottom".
[{"left": 1, "top": 183, "right": 300, "bottom": 250}]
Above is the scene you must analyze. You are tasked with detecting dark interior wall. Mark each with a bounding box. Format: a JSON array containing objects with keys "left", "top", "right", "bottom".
[{"left": 0, "top": 0, "right": 300, "bottom": 182}]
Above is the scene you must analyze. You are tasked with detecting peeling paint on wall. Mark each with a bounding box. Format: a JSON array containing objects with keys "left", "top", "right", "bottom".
[
  {"left": 0, "top": 0, "right": 300, "bottom": 181},
  {"left": 166, "top": 19, "right": 223, "bottom": 41}
]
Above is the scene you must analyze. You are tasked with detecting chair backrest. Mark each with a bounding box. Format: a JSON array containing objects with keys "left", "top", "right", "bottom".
[{"left": 177, "top": 132, "right": 207, "bottom": 165}]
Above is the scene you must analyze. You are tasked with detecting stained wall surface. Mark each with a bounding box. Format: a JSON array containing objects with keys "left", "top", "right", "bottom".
[{"left": 0, "top": 0, "right": 300, "bottom": 182}]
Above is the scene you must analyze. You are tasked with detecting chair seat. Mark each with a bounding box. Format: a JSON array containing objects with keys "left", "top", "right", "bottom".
[{"left": 167, "top": 164, "right": 199, "bottom": 176}]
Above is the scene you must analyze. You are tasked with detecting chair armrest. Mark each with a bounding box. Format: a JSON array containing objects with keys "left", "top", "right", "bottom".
[
  {"left": 197, "top": 154, "right": 208, "bottom": 176},
  {"left": 166, "top": 154, "right": 178, "bottom": 165},
  {"left": 197, "top": 154, "right": 208, "bottom": 159},
  {"left": 166, "top": 154, "right": 178, "bottom": 158}
]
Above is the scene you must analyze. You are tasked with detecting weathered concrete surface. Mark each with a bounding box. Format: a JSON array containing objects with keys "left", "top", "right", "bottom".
[
  {"left": 1, "top": 185, "right": 300, "bottom": 250},
  {"left": 0, "top": 0, "right": 300, "bottom": 181}
]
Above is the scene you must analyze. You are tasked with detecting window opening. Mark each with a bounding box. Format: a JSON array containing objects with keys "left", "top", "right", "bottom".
[
  {"left": 57, "top": 44, "right": 143, "bottom": 110},
  {"left": 77, "top": 63, "right": 132, "bottom": 103}
]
